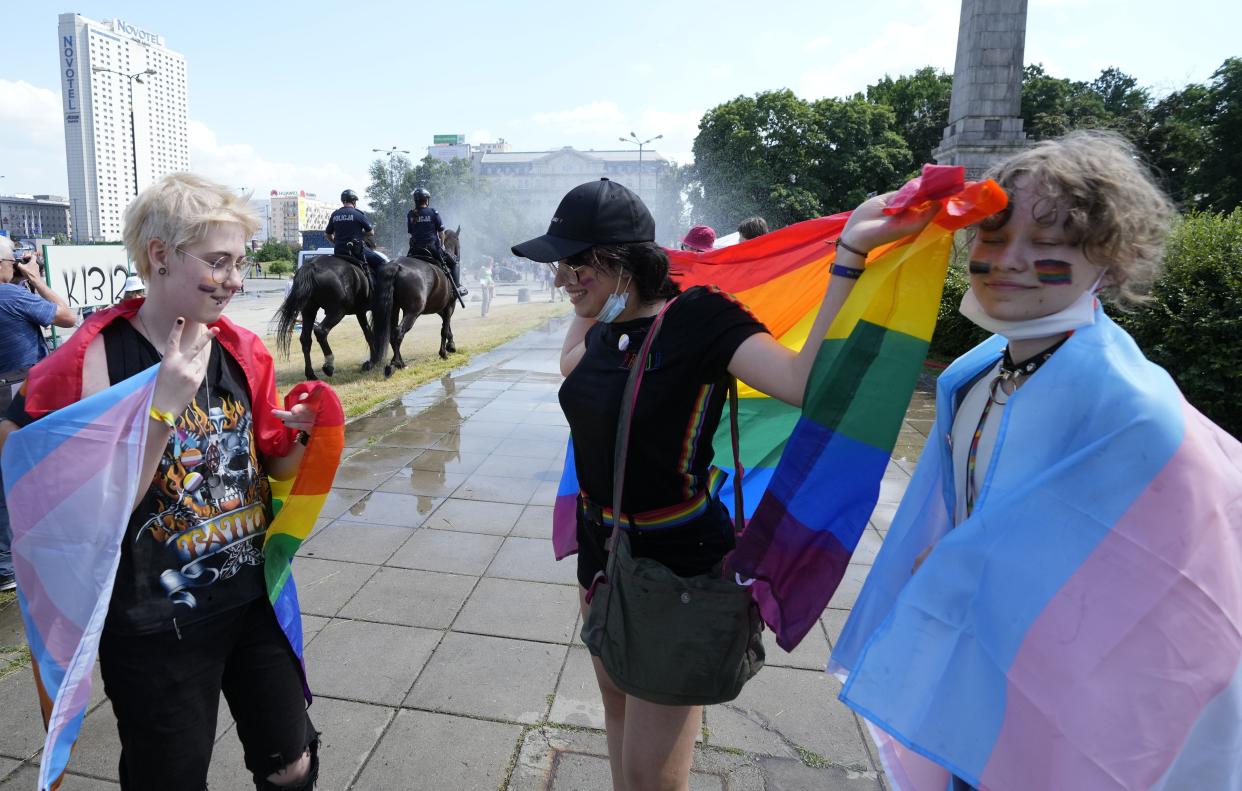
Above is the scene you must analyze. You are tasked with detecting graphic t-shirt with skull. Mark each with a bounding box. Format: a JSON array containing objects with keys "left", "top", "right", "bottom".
[{"left": 102, "top": 320, "right": 272, "bottom": 635}]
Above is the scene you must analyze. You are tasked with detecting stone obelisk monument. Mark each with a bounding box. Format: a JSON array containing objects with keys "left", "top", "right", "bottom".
[{"left": 934, "top": 0, "right": 1030, "bottom": 177}]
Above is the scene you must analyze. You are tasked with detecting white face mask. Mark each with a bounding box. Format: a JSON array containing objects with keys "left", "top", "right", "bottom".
[
  {"left": 959, "top": 275, "right": 1104, "bottom": 341},
  {"left": 594, "top": 275, "right": 631, "bottom": 323}
]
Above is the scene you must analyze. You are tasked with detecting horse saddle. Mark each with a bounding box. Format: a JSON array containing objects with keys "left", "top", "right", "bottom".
[
  {"left": 336, "top": 241, "right": 369, "bottom": 269},
  {"left": 407, "top": 245, "right": 451, "bottom": 276}
]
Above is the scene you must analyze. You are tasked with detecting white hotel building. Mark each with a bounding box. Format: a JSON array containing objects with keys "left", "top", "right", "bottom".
[{"left": 58, "top": 14, "right": 189, "bottom": 241}]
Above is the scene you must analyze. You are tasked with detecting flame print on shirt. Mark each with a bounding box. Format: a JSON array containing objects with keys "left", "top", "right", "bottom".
[{"left": 139, "top": 393, "right": 272, "bottom": 608}]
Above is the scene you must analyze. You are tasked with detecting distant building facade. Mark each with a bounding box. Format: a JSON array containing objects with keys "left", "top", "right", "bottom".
[
  {"left": 58, "top": 13, "right": 189, "bottom": 241},
  {"left": 267, "top": 191, "right": 333, "bottom": 247},
  {"left": 477, "top": 147, "right": 669, "bottom": 214},
  {"left": 0, "top": 195, "right": 72, "bottom": 241}
]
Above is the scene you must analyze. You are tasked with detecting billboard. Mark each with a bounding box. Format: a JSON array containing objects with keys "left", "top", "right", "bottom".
[{"left": 433, "top": 134, "right": 465, "bottom": 145}]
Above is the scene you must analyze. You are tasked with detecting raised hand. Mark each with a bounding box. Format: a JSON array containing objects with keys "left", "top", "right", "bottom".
[
  {"left": 839, "top": 193, "right": 942, "bottom": 255},
  {"left": 271, "top": 392, "right": 315, "bottom": 434},
  {"left": 151, "top": 317, "right": 215, "bottom": 418}
]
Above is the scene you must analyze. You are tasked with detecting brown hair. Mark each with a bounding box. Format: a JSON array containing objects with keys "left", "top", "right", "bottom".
[
  {"left": 980, "top": 130, "right": 1175, "bottom": 305},
  {"left": 567, "top": 243, "right": 681, "bottom": 303},
  {"left": 737, "top": 216, "right": 769, "bottom": 240}
]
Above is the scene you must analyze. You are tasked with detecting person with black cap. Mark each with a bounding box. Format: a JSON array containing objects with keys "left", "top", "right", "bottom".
[{"left": 512, "top": 177, "right": 940, "bottom": 790}]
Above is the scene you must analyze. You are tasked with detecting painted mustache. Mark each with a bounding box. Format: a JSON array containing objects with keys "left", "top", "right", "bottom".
[{"left": 967, "top": 259, "right": 1074, "bottom": 285}]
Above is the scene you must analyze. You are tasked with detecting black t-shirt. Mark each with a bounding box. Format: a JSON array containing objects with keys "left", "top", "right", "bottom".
[
  {"left": 6, "top": 320, "right": 272, "bottom": 635},
  {"left": 325, "top": 206, "right": 372, "bottom": 243},
  {"left": 407, "top": 206, "right": 444, "bottom": 244},
  {"left": 559, "top": 286, "right": 767, "bottom": 514}
]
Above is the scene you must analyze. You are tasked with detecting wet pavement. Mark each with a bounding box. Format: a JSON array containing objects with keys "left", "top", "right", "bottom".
[{"left": 0, "top": 317, "right": 933, "bottom": 790}]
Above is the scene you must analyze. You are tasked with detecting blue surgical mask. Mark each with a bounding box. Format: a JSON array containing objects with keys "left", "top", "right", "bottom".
[{"left": 594, "top": 276, "right": 631, "bottom": 323}]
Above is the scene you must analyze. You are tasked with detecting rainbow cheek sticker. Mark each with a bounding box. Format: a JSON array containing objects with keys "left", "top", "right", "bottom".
[
  {"left": 1034, "top": 259, "right": 1073, "bottom": 284},
  {"left": 968, "top": 261, "right": 992, "bottom": 274}
]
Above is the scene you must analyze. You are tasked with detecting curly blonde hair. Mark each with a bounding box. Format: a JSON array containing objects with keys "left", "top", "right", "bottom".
[
  {"left": 981, "top": 130, "right": 1175, "bottom": 305},
  {"left": 122, "top": 172, "right": 260, "bottom": 280}
]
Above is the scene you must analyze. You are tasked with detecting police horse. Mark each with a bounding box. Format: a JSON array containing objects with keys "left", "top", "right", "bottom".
[
  {"left": 367, "top": 228, "right": 461, "bottom": 378},
  {"left": 275, "top": 253, "right": 374, "bottom": 381}
]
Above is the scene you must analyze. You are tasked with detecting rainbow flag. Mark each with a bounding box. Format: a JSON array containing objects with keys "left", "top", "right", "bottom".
[
  {"left": 551, "top": 166, "right": 1005, "bottom": 653},
  {"left": 2, "top": 369, "right": 342, "bottom": 791},
  {"left": 831, "top": 312, "right": 1242, "bottom": 790}
]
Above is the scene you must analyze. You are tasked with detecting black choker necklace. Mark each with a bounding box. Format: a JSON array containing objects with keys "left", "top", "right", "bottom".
[{"left": 999, "top": 336, "right": 1070, "bottom": 382}]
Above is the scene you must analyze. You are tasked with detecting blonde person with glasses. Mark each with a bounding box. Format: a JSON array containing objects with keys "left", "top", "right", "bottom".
[{"left": 0, "top": 173, "right": 322, "bottom": 790}]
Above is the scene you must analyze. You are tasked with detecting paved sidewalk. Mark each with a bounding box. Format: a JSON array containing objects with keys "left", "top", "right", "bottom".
[{"left": 0, "top": 317, "right": 931, "bottom": 790}]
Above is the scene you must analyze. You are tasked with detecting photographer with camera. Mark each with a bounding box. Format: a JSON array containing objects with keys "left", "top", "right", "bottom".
[{"left": 0, "top": 236, "right": 76, "bottom": 590}]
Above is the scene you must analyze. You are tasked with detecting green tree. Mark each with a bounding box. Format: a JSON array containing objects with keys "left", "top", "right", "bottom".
[
  {"left": 1139, "top": 83, "right": 1211, "bottom": 208},
  {"left": 809, "top": 96, "right": 910, "bottom": 213},
  {"left": 865, "top": 67, "right": 954, "bottom": 175},
  {"left": 253, "top": 238, "right": 296, "bottom": 263},
  {"left": 1193, "top": 58, "right": 1242, "bottom": 213},
  {"left": 366, "top": 152, "right": 416, "bottom": 255}
]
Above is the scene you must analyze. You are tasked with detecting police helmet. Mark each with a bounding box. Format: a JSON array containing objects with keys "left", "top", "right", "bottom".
[
  {"left": 413, "top": 187, "right": 431, "bottom": 203},
  {"left": 341, "top": 189, "right": 359, "bottom": 203}
]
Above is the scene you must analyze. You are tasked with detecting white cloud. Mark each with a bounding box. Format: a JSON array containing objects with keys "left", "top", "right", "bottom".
[
  {"left": 797, "top": 5, "right": 959, "bottom": 99},
  {"left": 187, "top": 121, "right": 366, "bottom": 205},
  {"left": 531, "top": 101, "right": 627, "bottom": 135},
  {"left": 804, "top": 35, "right": 835, "bottom": 53},
  {"left": 0, "top": 80, "right": 69, "bottom": 196}
]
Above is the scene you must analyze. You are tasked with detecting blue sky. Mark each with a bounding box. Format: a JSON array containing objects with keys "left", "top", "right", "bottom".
[{"left": 2, "top": 0, "right": 1238, "bottom": 205}]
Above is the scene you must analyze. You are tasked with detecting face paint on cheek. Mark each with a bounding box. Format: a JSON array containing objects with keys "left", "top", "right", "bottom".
[
  {"left": 968, "top": 260, "right": 992, "bottom": 275},
  {"left": 196, "top": 283, "right": 217, "bottom": 293},
  {"left": 577, "top": 275, "right": 597, "bottom": 288},
  {"left": 1034, "top": 259, "right": 1073, "bottom": 285}
]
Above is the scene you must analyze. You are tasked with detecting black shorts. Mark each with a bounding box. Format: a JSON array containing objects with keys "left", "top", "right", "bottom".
[
  {"left": 576, "top": 496, "right": 736, "bottom": 589},
  {"left": 99, "top": 598, "right": 316, "bottom": 791}
]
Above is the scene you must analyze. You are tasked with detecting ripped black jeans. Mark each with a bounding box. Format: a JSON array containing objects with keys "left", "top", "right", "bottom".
[{"left": 99, "top": 598, "right": 318, "bottom": 791}]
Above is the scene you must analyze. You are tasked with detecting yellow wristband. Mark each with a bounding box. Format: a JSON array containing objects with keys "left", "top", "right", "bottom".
[{"left": 149, "top": 406, "right": 177, "bottom": 429}]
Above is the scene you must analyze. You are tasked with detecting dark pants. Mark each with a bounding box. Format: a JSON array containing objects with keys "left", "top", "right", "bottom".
[
  {"left": 99, "top": 599, "right": 317, "bottom": 791},
  {"left": 408, "top": 241, "right": 461, "bottom": 289}
]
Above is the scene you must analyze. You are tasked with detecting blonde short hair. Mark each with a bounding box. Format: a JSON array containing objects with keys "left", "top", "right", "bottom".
[
  {"left": 122, "top": 172, "right": 260, "bottom": 279},
  {"left": 982, "top": 130, "right": 1175, "bottom": 305}
]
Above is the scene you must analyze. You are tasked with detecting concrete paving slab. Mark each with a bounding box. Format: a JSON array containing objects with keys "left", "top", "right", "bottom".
[
  {"left": 474, "top": 453, "right": 556, "bottom": 480},
  {"left": 453, "top": 473, "right": 542, "bottom": 505},
  {"left": 304, "top": 620, "right": 440, "bottom": 706},
  {"left": 758, "top": 756, "right": 884, "bottom": 790},
  {"left": 455, "top": 420, "right": 518, "bottom": 439},
  {"left": 765, "top": 620, "right": 831, "bottom": 671},
  {"left": 405, "top": 632, "right": 565, "bottom": 723},
  {"left": 455, "top": 578, "right": 579, "bottom": 643},
  {"left": 331, "top": 447, "right": 422, "bottom": 489},
  {"left": 869, "top": 502, "right": 898, "bottom": 535},
  {"left": 486, "top": 536, "right": 578, "bottom": 585},
  {"left": 423, "top": 497, "right": 525, "bottom": 536},
  {"left": 0, "top": 670, "right": 52, "bottom": 760},
  {"left": 494, "top": 437, "right": 564, "bottom": 459},
  {"left": 549, "top": 647, "right": 604, "bottom": 729},
  {"left": 388, "top": 529, "right": 503, "bottom": 576},
  {"left": 0, "top": 765, "right": 117, "bottom": 789},
  {"left": 368, "top": 427, "right": 447, "bottom": 449},
  {"left": 512, "top": 505, "right": 555, "bottom": 539},
  {"left": 431, "top": 432, "right": 512, "bottom": 454},
  {"left": 292, "top": 557, "right": 378, "bottom": 617},
  {"left": 334, "top": 490, "right": 436, "bottom": 528},
  {"left": 551, "top": 752, "right": 727, "bottom": 791},
  {"left": 529, "top": 480, "right": 561, "bottom": 506},
  {"left": 0, "top": 758, "right": 17, "bottom": 782},
  {"left": 852, "top": 527, "right": 884, "bottom": 566},
  {"left": 705, "top": 666, "right": 872, "bottom": 771},
  {"left": 375, "top": 467, "right": 466, "bottom": 498},
  {"left": 337, "top": 567, "right": 476, "bottom": 629},
  {"left": 319, "top": 488, "right": 369, "bottom": 521},
  {"left": 299, "top": 521, "right": 414, "bottom": 565},
  {"left": 507, "top": 423, "right": 572, "bottom": 443},
  {"left": 353, "top": 709, "right": 522, "bottom": 791},
  {"left": 405, "top": 448, "right": 488, "bottom": 475},
  {"left": 827, "top": 564, "right": 871, "bottom": 611},
  {"left": 62, "top": 703, "right": 121, "bottom": 781},
  {"left": 822, "top": 608, "right": 850, "bottom": 649},
  {"left": 309, "top": 696, "right": 396, "bottom": 791},
  {"left": 302, "top": 614, "right": 330, "bottom": 645}
]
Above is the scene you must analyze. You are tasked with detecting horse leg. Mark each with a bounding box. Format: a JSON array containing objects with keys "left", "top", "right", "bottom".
[
  {"left": 314, "top": 308, "right": 347, "bottom": 377},
  {"left": 440, "top": 310, "right": 456, "bottom": 356},
  {"left": 386, "top": 313, "right": 418, "bottom": 377},
  {"left": 357, "top": 311, "right": 375, "bottom": 371},
  {"left": 300, "top": 308, "right": 318, "bottom": 381}
]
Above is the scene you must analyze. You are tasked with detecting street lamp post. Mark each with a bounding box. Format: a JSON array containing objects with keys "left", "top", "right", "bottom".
[
  {"left": 92, "top": 66, "right": 156, "bottom": 198},
  {"left": 619, "top": 132, "right": 662, "bottom": 197},
  {"left": 372, "top": 146, "right": 410, "bottom": 254}
]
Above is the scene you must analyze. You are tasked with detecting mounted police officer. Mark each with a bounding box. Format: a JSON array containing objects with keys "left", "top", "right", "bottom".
[
  {"left": 407, "top": 188, "right": 467, "bottom": 296},
  {"left": 325, "top": 189, "right": 385, "bottom": 291}
]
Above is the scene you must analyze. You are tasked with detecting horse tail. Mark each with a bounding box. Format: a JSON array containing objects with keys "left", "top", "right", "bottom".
[
  {"left": 275, "top": 263, "right": 316, "bottom": 359},
  {"left": 369, "top": 259, "right": 398, "bottom": 367}
]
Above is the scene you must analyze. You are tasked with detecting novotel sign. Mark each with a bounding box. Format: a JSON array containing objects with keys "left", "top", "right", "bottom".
[{"left": 112, "top": 18, "right": 164, "bottom": 47}]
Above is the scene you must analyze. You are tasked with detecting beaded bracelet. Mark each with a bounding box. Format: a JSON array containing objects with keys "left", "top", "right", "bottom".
[
  {"left": 149, "top": 406, "right": 177, "bottom": 429},
  {"left": 834, "top": 238, "right": 869, "bottom": 258}
]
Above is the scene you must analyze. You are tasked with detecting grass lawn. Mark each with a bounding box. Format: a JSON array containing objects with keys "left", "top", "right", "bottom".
[{"left": 269, "top": 298, "right": 571, "bottom": 417}]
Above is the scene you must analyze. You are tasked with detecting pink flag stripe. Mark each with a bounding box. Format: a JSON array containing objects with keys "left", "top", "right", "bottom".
[
  {"left": 982, "top": 399, "right": 1242, "bottom": 790},
  {"left": 866, "top": 721, "right": 951, "bottom": 791},
  {"left": 7, "top": 385, "right": 150, "bottom": 535}
]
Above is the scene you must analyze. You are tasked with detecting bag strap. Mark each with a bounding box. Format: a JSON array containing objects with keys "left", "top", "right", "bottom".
[{"left": 727, "top": 377, "right": 744, "bottom": 535}]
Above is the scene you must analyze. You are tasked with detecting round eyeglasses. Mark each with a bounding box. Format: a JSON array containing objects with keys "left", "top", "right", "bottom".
[
  {"left": 544, "top": 260, "right": 590, "bottom": 285},
  {"left": 178, "top": 248, "right": 254, "bottom": 283}
]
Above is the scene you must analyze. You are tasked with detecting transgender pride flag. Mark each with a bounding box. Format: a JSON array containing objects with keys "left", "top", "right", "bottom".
[{"left": 2, "top": 366, "right": 158, "bottom": 791}]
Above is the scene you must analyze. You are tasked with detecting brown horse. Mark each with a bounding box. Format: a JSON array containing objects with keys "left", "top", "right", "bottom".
[
  {"left": 367, "top": 228, "right": 461, "bottom": 378},
  {"left": 275, "top": 255, "right": 374, "bottom": 380}
]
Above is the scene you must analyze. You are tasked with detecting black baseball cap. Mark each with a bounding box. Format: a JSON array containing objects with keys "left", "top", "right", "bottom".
[{"left": 511, "top": 178, "right": 655, "bottom": 263}]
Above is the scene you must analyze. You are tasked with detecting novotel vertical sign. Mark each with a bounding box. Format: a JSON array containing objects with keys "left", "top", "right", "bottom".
[{"left": 59, "top": 27, "right": 80, "bottom": 123}]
